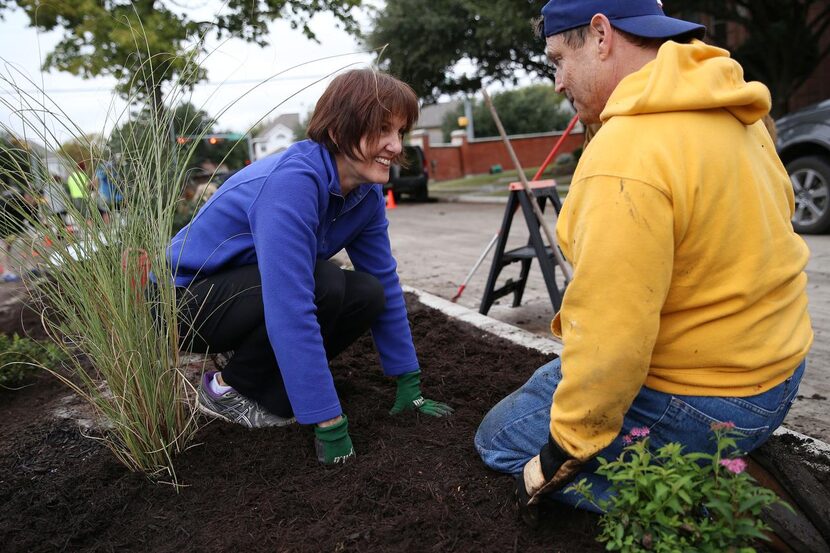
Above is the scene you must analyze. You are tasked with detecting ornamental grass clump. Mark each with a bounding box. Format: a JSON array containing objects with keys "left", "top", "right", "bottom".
[
  {"left": 569, "top": 423, "right": 787, "bottom": 553},
  {"left": 1, "top": 32, "right": 371, "bottom": 481},
  {"left": 0, "top": 60, "right": 208, "bottom": 483}
]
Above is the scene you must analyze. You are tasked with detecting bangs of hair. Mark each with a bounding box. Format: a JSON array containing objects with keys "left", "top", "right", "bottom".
[{"left": 306, "top": 69, "right": 419, "bottom": 161}]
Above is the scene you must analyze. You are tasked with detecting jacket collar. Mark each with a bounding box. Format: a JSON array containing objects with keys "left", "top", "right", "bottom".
[{"left": 323, "top": 145, "right": 373, "bottom": 212}]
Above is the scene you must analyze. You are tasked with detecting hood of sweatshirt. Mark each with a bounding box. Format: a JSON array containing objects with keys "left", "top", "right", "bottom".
[{"left": 601, "top": 40, "right": 770, "bottom": 125}]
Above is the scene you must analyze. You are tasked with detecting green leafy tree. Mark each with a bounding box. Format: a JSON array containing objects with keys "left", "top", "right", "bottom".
[
  {"left": 441, "top": 85, "right": 571, "bottom": 140},
  {"left": 366, "top": 0, "right": 827, "bottom": 117},
  {"left": 10, "top": 0, "right": 364, "bottom": 110},
  {"left": 111, "top": 102, "right": 248, "bottom": 172},
  {"left": 664, "top": 1, "right": 830, "bottom": 117},
  {"left": 0, "top": 133, "right": 33, "bottom": 190},
  {"left": 291, "top": 108, "right": 315, "bottom": 142},
  {"left": 365, "top": 0, "right": 550, "bottom": 102},
  {"left": 59, "top": 134, "right": 105, "bottom": 174}
]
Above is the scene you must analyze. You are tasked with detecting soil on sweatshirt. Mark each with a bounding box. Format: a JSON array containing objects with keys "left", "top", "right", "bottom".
[{"left": 0, "top": 287, "right": 826, "bottom": 552}]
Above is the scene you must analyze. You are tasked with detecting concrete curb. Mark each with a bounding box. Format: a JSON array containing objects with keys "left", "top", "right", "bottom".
[
  {"left": 404, "top": 285, "right": 830, "bottom": 456},
  {"left": 435, "top": 195, "right": 509, "bottom": 204},
  {"left": 403, "top": 284, "right": 562, "bottom": 356}
]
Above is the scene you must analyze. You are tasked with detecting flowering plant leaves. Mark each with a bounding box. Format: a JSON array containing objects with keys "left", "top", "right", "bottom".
[{"left": 568, "top": 424, "right": 788, "bottom": 552}]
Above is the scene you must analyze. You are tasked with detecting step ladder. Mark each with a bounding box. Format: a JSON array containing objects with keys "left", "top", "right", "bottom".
[{"left": 479, "top": 179, "right": 566, "bottom": 316}]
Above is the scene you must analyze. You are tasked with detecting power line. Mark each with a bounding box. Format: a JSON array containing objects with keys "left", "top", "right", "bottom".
[{"left": 0, "top": 73, "right": 330, "bottom": 96}]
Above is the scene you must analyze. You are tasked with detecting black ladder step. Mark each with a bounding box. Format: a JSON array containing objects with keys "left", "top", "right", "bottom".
[
  {"left": 489, "top": 279, "right": 523, "bottom": 302},
  {"left": 502, "top": 245, "right": 554, "bottom": 262}
]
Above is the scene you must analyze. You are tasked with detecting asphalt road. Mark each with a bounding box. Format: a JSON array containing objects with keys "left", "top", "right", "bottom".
[{"left": 381, "top": 198, "right": 830, "bottom": 443}]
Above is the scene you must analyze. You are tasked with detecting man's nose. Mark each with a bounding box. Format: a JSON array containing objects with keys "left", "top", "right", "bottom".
[{"left": 554, "top": 74, "right": 565, "bottom": 94}]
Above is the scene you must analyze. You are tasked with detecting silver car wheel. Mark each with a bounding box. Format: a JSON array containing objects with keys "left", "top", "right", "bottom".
[{"left": 791, "top": 167, "right": 829, "bottom": 227}]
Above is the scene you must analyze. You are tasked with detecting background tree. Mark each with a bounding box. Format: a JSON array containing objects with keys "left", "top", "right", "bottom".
[
  {"left": 664, "top": 1, "right": 830, "bottom": 117},
  {"left": 365, "top": 0, "right": 550, "bottom": 102},
  {"left": 9, "top": 0, "right": 364, "bottom": 111},
  {"left": 441, "top": 85, "right": 571, "bottom": 140},
  {"left": 0, "top": 133, "right": 33, "bottom": 190},
  {"left": 291, "top": 108, "right": 315, "bottom": 142},
  {"left": 111, "top": 102, "right": 248, "bottom": 172},
  {"left": 367, "top": 0, "right": 828, "bottom": 117},
  {"left": 59, "top": 134, "right": 105, "bottom": 170}
]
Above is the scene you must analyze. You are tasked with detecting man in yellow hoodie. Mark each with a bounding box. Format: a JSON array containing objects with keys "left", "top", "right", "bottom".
[{"left": 475, "top": 0, "right": 812, "bottom": 513}]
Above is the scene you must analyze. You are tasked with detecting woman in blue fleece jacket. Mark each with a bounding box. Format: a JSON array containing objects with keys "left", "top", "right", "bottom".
[{"left": 169, "top": 69, "right": 452, "bottom": 465}]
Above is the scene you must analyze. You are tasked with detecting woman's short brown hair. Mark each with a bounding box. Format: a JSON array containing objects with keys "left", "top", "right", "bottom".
[{"left": 306, "top": 68, "right": 419, "bottom": 161}]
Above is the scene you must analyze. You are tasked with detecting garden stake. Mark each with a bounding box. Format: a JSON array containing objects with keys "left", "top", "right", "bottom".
[
  {"left": 450, "top": 113, "right": 579, "bottom": 303},
  {"left": 531, "top": 114, "right": 579, "bottom": 181},
  {"left": 451, "top": 232, "right": 500, "bottom": 302},
  {"left": 481, "top": 88, "right": 573, "bottom": 281}
]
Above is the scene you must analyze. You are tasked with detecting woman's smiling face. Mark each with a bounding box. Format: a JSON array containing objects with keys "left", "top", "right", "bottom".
[{"left": 336, "top": 115, "right": 406, "bottom": 194}]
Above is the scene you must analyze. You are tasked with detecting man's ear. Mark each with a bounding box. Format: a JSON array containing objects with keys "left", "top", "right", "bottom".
[{"left": 590, "top": 14, "right": 614, "bottom": 60}]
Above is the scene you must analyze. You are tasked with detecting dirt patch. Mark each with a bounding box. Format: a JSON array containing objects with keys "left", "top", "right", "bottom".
[
  {"left": 0, "top": 281, "right": 48, "bottom": 341},
  {"left": 0, "top": 288, "right": 824, "bottom": 552}
]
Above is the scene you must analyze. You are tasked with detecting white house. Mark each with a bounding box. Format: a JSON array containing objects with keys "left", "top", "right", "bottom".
[
  {"left": 251, "top": 113, "right": 300, "bottom": 160},
  {"left": 416, "top": 100, "right": 462, "bottom": 144}
]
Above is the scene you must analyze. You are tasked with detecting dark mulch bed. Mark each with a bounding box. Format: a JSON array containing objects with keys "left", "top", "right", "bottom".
[
  {"left": 0, "top": 293, "right": 602, "bottom": 552},
  {"left": 1, "top": 291, "right": 827, "bottom": 552}
]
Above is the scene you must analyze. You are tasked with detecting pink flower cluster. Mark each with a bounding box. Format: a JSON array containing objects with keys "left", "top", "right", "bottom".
[
  {"left": 719, "top": 458, "right": 747, "bottom": 474},
  {"left": 622, "top": 426, "right": 650, "bottom": 445}
]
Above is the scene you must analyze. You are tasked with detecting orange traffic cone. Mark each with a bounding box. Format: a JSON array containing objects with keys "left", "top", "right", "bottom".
[{"left": 386, "top": 189, "right": 397, "bottom": 209}]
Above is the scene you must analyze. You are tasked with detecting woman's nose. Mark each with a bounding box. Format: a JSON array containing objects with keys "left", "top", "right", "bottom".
[{"left": 387, "top": 134, "right": 402, "bottom": 154}]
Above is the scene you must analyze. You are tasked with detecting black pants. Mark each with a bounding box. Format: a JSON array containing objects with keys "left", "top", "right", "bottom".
[{"left": 178, "top": 260, "right": 386, "bottom": 417}]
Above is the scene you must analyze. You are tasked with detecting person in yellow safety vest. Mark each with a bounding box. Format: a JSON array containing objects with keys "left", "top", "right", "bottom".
[{"left": 66, "top": 161, "right": 92, "bottom": 221}]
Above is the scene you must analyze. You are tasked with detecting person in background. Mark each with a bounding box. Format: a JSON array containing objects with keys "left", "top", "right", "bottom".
[
  {"left": 166, "top": 68, "right": 453, "bottom": 466},
  {"left": 475, "top": 0, "right": 811, "bottom": 516},
  {"left": 66, "top": 161, "right": 92, "bottom": 227},
  {"left": 42, "top": 174, "right": 70, "bottom": 228},
  {"left": 93, "top": 161, "right": 123, "bottom": 224},
  {"left": 0, "top": 185, "right": 37, "bottom": 282}
]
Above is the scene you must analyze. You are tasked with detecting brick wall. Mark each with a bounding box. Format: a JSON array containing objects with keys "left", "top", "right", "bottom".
[{"left": 411, "top": 129, "right": 585, "bottom": 182}]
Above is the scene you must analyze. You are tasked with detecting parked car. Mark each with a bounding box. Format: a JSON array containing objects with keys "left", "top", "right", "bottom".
[
  {"left": 776, "top": 99, "right": 830, "bottom": 234},
  {"left": 384, "top": 145, "right": 429, "bottom": 202}
]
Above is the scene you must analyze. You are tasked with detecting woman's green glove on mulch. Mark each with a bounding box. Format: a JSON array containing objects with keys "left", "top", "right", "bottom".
[
  {"left": 389, "top": 371, "right": 454, "bottom": 417},
  {"left": 314, "top": 415, "right": 355, "bottom": 465}
]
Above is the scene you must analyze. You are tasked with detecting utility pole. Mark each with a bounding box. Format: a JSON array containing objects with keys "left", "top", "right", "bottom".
[{"left": 464, "top": 96, "right": 475, "bottom": 141}]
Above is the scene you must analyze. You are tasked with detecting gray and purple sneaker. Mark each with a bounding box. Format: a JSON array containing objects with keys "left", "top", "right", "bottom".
[{"left": 197, "top": 371, "right": 295, "bottom": 428}]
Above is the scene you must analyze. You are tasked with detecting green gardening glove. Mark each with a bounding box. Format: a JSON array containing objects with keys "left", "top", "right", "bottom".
[
  {"left": 389, "top": 371, "right": 454, "bottom": 417},
  {"left": 314, "top": 415, "right": 355, "bottom": 465}
]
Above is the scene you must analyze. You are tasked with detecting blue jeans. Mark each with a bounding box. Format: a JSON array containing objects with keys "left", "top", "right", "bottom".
[{"left": 474, "top": 358, "right": 805, "bottom": 512}]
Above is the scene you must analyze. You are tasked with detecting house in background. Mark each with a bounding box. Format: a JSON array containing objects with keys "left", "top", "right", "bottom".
[
  {"left": 251, "top": 113, "right": 300, "bottom": 160},
  {"left": 415, "top": 100, "right": 462, "bottom": 144}
]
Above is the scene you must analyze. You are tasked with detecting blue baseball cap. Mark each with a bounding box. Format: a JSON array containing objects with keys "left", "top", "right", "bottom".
[{"left": 542, "top": 0, "right": 705, "bottom": 40}]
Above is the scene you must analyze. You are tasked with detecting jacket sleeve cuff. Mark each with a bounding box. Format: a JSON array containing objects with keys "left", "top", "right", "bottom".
[{"left": 539, "top": 434, "right": 572, "bottom": 480}]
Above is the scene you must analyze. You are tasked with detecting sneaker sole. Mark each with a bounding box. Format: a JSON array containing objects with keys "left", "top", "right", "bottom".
[{"left": 196, "top": 400, "right": 297, "bottom": 428}]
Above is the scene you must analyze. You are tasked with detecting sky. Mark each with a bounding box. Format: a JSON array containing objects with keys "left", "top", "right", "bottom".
[{"left": 0, "top": 4, "right": 382, "bottom": 147}]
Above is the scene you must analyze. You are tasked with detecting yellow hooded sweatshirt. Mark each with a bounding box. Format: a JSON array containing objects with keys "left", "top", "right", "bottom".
[{"left": 550, "top": 40, "right": 813, "bottom": 461}]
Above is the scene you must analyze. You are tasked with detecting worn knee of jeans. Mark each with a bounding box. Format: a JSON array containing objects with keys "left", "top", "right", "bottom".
[{"left": 475, "top": 358, "right": 563, "bottom": 474}]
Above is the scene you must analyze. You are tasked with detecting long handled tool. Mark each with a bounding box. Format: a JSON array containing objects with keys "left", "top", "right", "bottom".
[
  {"left": 451, "top": 232, "right": 500, "bottom": 302},
  {"left": 450, "top": 112, "right": 578, "bottom": 302},
  {"left": 482, "top": 88, "right": 574, "bottom": 281}
]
